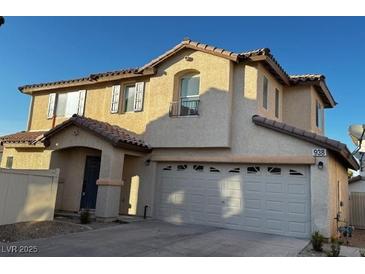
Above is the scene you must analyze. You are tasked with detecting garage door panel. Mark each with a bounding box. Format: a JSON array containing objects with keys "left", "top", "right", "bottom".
[
  {"left": 245, "top": 198, "right": 262, "bottom": 210},
  {"left": 288, "top": 183, "right": 307, "bottom": 194},
  {"left": 288, "top": 202, "right": 307, "bottom": 214},
  {"left": 265, "top": 200, "right": 285, "bottom": 213},
  {"left": 265, "top": 182, "right": 285, "bottom": 193},
  {"left": 245, "top": 181, "right": 264, "bottom": 192},
  {"left": 157, "top": 163, "right": 310, "bottom": 238}
]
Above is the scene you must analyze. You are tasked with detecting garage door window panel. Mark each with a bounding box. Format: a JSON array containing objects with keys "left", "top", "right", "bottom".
[
  {"left": 268, "top": 167, "right": 282, "bottom": 175},
  {"left": 289, "top": 169, "right": 304, "bottom": 176},
  {"left": 177, "top": 165, "right": 187, "bottom": 171},
  {"left": 247, "top": 166, "right": 261, "bottom": 175}
]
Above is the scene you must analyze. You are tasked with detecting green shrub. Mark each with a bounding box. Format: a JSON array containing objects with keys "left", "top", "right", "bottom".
[
  {"left": 80, "top": 209, "right": 90, "bottom": 224},
  {"left": 326, "top": 237, "right": 341, "bottom": 257},
  {"left": 360, "top": 249, "right": 365, "bottom": 257},
  {"left": 311, "top": 231, "right": 325, "bottom": 252}
]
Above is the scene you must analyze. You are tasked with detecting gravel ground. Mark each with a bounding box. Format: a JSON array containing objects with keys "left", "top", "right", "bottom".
[
  {"left": 0, "top": 217, "right": 127, "bottom": 243},
  {"left": 0, "top": 220, "right": 90, "bottom": 243},
  {"left": 298, "top": 242, "right": 363, "bottom": 257},
  {"left": 348, "top": 229, "right": 365, "bottom": 248}
]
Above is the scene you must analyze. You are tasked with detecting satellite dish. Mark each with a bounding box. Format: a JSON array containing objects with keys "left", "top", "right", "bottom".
[{"left": 349, "top": 124, "right": 365, "bottom": 153}]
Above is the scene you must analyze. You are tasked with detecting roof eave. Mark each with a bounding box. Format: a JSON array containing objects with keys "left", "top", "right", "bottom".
[
  {"left": 242, "top": 55, "right": 290, "bottom": 86},
  {"left": 19, "top": 68, "right": 156, "bottom": 94},
  {"left": 252, "top": 115, "right": 359, "bottom": 170},
  {"left": 291, "top": 80, "right": 336, "bottom": 108},
  {"left": 42, "top": 116, "right": 150, "bottom": 153}
]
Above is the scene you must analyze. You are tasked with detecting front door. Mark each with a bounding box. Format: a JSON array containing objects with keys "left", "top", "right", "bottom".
[{"left": 80, "top": 156, "right": 101, "bottom": 209}]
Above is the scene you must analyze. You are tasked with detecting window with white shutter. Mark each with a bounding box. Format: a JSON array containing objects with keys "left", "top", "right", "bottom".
[
  {"left": 77, "top": 90, "right": 86, "bottom": 116},
  {"left": 111, "top": 85, "right": 121, "bottom": 113},
  {"left": 133, "top": 82, "right": 145, "bottom": 112},
  {"left": 47, "top": 93, "right": 56, "bottom": 119}
]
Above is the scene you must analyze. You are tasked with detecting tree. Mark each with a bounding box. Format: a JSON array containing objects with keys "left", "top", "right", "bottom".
[{"left": 0, "top": 16, "right": 4, "bottom": 27}]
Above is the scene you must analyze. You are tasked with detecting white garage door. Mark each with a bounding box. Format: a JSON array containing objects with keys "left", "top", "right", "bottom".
[{"left": 156, "top": 163, "right": 311, "bottom": 238}]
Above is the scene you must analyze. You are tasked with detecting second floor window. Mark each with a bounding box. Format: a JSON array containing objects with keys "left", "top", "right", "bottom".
[
  {"left": 262, "top": 76, "right": 268, "bottom": 110},
  {"left": 275, "top": 88, "right": 280, "bottom": 118},
  {"left": 56, "top": 91, "right": 85, "bottom": 117},
  {"left": 124, "top": 85, "right": 136, "bottom": 112},
  {"left": 179, "top": 74, "right": 200, "bottom": 116},
  {"left": 316, "top": 101, "right": 324, "bottom": 130}
]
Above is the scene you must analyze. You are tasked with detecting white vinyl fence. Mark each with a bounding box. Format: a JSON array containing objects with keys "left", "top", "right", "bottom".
[
  {"left": 349, "top": 192, "right": 365, "bottom": 229},
  {"left": 0, "top": 168, "right": 59, "bottom": 225}
]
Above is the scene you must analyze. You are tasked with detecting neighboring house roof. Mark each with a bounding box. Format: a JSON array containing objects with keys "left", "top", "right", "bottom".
[
  {"left": 349, "top": 175, "right": 365, "bottom": 184},
  {"left": 252, "top": 115, "right": 359, "bottom": 170},
  {"left": 42, "top": 115, "right": 150, "bottom": 152},
  {"left": 0, "top": 131, "right": 46, "bottom": 145},
  {"left": 17, "top": 39, "right": 336, "bottom": 107}
]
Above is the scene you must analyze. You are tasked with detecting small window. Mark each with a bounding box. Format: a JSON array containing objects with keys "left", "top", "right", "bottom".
[
  {"left": 210, "top": 167, "right": 220, "bottom": 173},
  {"left": 262, "top": 76, "right": 268, "bottom": 109},
  {"left": 6, "top": 156, "right": 13, "bottom": 169},
  {"left": 268, "top": 167, "right": 281, "bottom": 175},
  {"left": 193, "top": 165, "right": 204, "bottom": 172},
  {"left": 163, "top": 165, "right": 172, "bottom": 171},
  {"left": 229, "top": 168, "right": 240, "bottom": 173},
  {"left": 247, "top": 166, "right": 260, "bottom": 174},
  {"left": 275, "top": 88, "right": 280, "bottom": 118},
  {"left": 124, "top": 85, "right": 136, "bottom": 112},
  {"left": 316, "top": 101, "right": 324, "bottom": 130},
  {"left": 289, "top": 169, "right": 304, "bottom": 176},
  {"left": 177, "top": 165, "right": 187, "bottom": 171}
]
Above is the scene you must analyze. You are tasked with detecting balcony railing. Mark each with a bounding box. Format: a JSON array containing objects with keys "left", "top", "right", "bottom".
[{"left": 169, "top": 98, "right": 200, "bottom": 117}]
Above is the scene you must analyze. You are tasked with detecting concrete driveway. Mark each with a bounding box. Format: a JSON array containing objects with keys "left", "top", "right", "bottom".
[{"left": 1, "top": 220, "right": 308, "bottom": 256}]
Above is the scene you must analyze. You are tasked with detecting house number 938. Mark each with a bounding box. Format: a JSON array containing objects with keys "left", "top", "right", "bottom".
[{"left": 312, "top": 148, "right": 327, "bottom": 157}]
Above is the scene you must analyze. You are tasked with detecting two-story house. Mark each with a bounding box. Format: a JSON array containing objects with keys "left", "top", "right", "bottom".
[{"left": 0, "top": 39, "right": 358, "bottom": 238}]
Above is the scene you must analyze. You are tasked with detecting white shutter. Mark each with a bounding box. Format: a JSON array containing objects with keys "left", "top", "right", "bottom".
[
  {"left": 110, "top": 85, "right": 121, "bottom": 113},
  {"left": 77, "top": 90, "right": 86, "bottom": 116},
  {"left": 133, "top": 82, "right": 145, "bottom": 112},
  {"left": 47, "top": 93, "right": 56, "bottom": 119}
]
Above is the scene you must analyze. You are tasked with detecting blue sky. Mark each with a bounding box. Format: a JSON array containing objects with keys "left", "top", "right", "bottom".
[{"left": 0, "top": 16, "right": 364, "bottom": 150}]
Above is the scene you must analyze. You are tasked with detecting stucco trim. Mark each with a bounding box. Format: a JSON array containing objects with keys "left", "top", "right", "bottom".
[
  {"left": 96, "top": 178, "right": 124, "bottom": 186},
  {"left": 151, "top": 155, "right": 316, "bottom": 164}
]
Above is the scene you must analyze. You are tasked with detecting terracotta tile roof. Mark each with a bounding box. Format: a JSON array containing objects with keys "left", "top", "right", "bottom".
[
  {"left": 18, "top": 39, "right": 335, "bottom": 107},
  {"left": 19, "top": 68, "right": 141, "bottom": 92},
  {"left": 43, "top": 115, "right": 150, "bottom": 152},
  {"left": 138, "top": 39, "right": 240, "bottom": 72},
  {"left": 289, "top": 74, "right": 325, "bottom": 84},
  {"left": 0, "top": 131, "right": 46, "bottom": 145},
  {"left": 252, "top": 115, "right": 359, "bottom": 170},
  {"left": 349, "top": 175, "right": 364, "bottom": 184}
]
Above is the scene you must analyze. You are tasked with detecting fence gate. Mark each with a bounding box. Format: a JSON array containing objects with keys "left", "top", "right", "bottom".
[{"left": 350, "top": 192, "right": 365, "bottom": 229}]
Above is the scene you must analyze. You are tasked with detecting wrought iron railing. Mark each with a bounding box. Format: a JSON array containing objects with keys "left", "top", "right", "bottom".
[{"left": 169, "top": 98, "right": 200, "bottom": 117}]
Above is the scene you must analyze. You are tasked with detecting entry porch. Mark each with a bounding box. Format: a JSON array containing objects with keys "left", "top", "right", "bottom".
[{"left": 43, "top": 115, "right": 151, "bottom": 221}]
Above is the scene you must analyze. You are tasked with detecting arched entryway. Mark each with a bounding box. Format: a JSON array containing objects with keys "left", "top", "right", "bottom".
[{"left": 50, "top": 146, "right": 102, "bottom": 212}]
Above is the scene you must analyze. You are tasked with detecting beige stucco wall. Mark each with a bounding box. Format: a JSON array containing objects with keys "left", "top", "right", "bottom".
[
  {"left": 282, "top": 86, "right": 312, "bottom": 131},
  {"left": 282, "top": 85, "right": 325, "bottom": 135},
  {"left": 0, "top": 146, "right": 52, "bottom": 169},
  {"left": 256, "top": 63, "right": 284, "bottom": 121},
  {"left": 145, "top": 49, "right": 233, "bottom": 147},
  {"left": 28, "top": 49, "right": 234, "bottom": 148}
]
